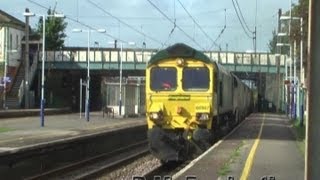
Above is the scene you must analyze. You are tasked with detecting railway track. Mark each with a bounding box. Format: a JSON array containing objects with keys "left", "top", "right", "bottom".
[
  {"left": 143, "top": 162, "right": 184, "bottom": 180},
  {"left": 24, "top": 120, "right": 240, "bottom": 179},
  {"left": 143, "top": 122, "right": 240, "bottom": 179},
  {"left": 25, "top": 140, "right": 149, "bottom": 180}
]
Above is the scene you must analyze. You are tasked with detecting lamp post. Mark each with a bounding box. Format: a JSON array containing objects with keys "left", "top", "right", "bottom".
[
  {"left": 94, "top": 41, "right": 99, "bottom": 61},
  {"left": 299, "top": 17, "right": 304, "bottom": 126},
  {"left": 72, "top": 28, "right": 106, "bottom": 121},
  {"left": 3, "top": 26, "right": 9, "bottom": 109},
  {"left": 119, "top": 42, "right": 136, "bottom": 116},
  {"left": 277, "top": 33, "right": 292, "bottom": 89},
  {"left": 24, "top": 11, "right": 65, "bottom": 127},
  {"left": 276, "top": 42, "right": 290, "bottom": 114},
  {"left": 279, "top": 15, "right": 304, "bottom": 120},
  {"left": 276, "top": 42, "right": 290, "bottom": 81},
  {"left": 275, "top": 52, "right": 281, "bottom": 112},
  {"left": 108, "top": 41, "right": 136, "bottom": 116},
  {"left": 24, "top": 8, "right": 30, "bottom": 109},
  {"left": 142, "top": 42, "right": 147, "bottom": 67},
  {"left": 120, "top": 42, "right": 123, "bottom": 116}
]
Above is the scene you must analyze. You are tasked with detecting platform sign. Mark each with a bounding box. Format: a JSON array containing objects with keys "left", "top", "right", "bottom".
[
  {"left": 3, "top": 76, "right": 11, "bottom": 83},
  {"left": 127, "top": 76, "right": 145, "bottom": 81},
  {"left": 127, "top": 76, "right": 145, "bottom": 85}
]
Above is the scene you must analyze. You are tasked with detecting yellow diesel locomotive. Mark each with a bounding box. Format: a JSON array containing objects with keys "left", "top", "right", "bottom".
[{"left": 146, "top": 43, "right": 253, "bottom": 162}]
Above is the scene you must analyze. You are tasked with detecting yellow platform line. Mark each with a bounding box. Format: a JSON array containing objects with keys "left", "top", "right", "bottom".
[{"left": 240, "top": 113, "right": 265, "bottom": 180}]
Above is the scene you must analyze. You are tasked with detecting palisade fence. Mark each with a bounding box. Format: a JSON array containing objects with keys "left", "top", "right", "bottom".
[{"left": 101, "top": 77, "right": 145, "bottom": 117}]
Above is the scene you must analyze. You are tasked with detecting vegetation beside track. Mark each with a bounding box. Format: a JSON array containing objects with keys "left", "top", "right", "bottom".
[
  {"left": 0, "top": 127, "right": 13, "bottom": 133},
  {"left": 217, "top": 140, "right": 245, "bottom": 176},
  {"left": 291, "top": 118, "right": 305, "bottom": 156}
]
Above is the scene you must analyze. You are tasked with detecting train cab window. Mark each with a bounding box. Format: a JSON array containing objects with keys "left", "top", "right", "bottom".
[
  {"left": 182, "top": 67, "right": 209, "bottom": 91},
  {"left": 150, "top": 67, "right": 177, "bottom": 91}
]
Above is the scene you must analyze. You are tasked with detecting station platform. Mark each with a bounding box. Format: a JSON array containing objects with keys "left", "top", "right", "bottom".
[
  {"left": 0, "top": 111, "right": 146, "bottom": 150},
  {"left": 0, "top": 107, "right": 72, "bottom": 118},
  {"left": 173, "top": 113, "right": 305, "bottom": 180}
]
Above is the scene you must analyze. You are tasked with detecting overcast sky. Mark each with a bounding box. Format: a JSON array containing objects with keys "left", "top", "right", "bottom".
[{"left": 2, "top": 0, "right": 297, "bottom": 52}]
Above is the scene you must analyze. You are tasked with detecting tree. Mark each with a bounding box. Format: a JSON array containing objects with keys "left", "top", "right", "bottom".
[
  {"left": 268, "top": 29, "right": 277, "bottom": 54},
  {"left": 290, "top": 0, "right": 308, "bottom": 42},
  {"left": 268, "top": 29, "right": 290, "bottom": 55},
  {"left": 267, "top": 0, "right": 308, "bottom": 56},
  {"left": 37, "top": 8, "right": 67, "bottom": 50},
  {"left": 290, "top": 0, "right": 309, "bottom": 63}
]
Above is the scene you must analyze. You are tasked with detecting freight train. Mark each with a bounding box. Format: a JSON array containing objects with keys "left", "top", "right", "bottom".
[{"left": 145, "top": 43, "right": 253, "bottom": 163}]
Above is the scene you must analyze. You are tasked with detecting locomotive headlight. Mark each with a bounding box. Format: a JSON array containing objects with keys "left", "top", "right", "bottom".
[
  {"left": 151, "top": 112, "right": 159, "bottom": 119},
  {"left": 149, "top": 111, "right": 163, "bottom": 121},
  {"left": 176, "top": 58, "right": 185, "bottom": 66},
  {"left": 196, "top": 113, "right": 210, "bottom": 121}
]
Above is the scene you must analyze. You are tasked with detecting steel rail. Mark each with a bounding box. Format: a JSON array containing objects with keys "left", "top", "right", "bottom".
[{"left": 25, "top": 140, "right": 148, "bottom": 180}]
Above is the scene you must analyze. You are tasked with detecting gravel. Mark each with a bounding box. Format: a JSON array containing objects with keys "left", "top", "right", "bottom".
[{"left": 99, "top": 154, "right": 161, "bottom": 180}]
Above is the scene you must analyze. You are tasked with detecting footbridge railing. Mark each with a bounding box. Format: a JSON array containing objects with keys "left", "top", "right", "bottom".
[{"left": 37, "top": 47, "right": 287, "bottom": 73}]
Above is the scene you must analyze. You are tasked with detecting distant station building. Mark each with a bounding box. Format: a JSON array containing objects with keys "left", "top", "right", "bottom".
[
  {"left": 0, "top": 10, "right": 40, "bottom": 109},
  {"left": 0, "top": 10, "right": 25, "bottom": 85},
  {"left": 0, "top": 10, "right": 26, "bottom": 108}
]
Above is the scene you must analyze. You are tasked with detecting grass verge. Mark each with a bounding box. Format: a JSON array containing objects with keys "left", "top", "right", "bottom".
[
  {"left": 217, "top": 140, "right": 244, "bottom": 176},
  {"left": 291, "top": 119, "right": 305, "bottom": 156},
  {"left": 0, "top": 127, "right": 13, "bottom": 133}
]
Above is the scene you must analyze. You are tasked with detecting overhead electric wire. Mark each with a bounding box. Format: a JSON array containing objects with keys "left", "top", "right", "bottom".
[
  {"left": 231, "top": 0, "right": 252, "bottom": 38},
  {"left": 210, "top": 27, "right": 226, "bottom": 50},
  {"left": 254, "top": 0, "right": 257, "bottom": 55},
  {"left": 191, "top": 8, "right": 229, "bottom": 16},
  {"left": 146, "top": 0, "right": 206, "bottom": 51},
  {"left": 231, "top": 0, "right": 256, "bottom": 53},
  {"left": 65, "top": 8, "right": 228, "bottom": 21},
  {"left": 235, "top": 0, "right": 256, "bottom": 54},
  {"left": 209, "top": 9, "right": 227, "bottom": 50},
  {"left": 176, "top": 0, "right": 219, "bottom": 50},
  {"left": 87, "top": 0, "right": 164, "bottom": 46},
  {"left": 231, "top": 0, "right": 253, "bottom": 38},
  {"left": 234, "top": 0, "right": 254, "bottom": 34},
  {"left": 28, "top": 0, "right": 92, "bottom": 30},
  {"left": 162, "top": 0, "right": 177, "bottom": 47},
  {"left": 27, "top": 0, "right": 126, "bottom": 43}
]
